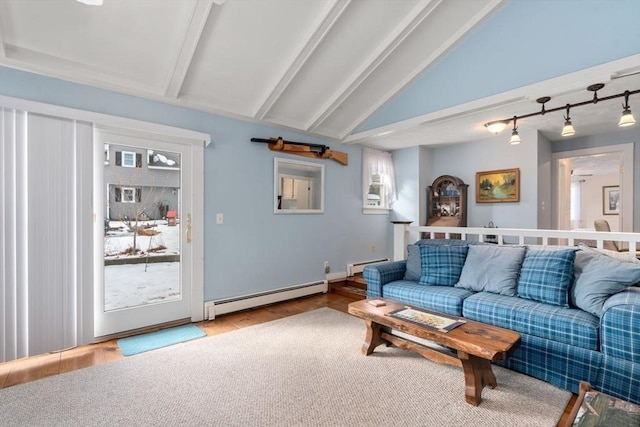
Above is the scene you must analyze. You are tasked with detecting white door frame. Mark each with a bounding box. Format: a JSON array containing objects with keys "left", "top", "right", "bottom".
[
  {"left": 94, "top": 129, "right": 202, "bottom": 337},
  {"left": 551, "top": 143, "right": 634, "bottom": 232},
  {"left": 0, "top": 95, "right": 207, "bottom": 341}
]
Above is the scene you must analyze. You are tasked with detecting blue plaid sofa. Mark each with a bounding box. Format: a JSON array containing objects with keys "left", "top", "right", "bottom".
[{"left": 364, "top": 240, "right": 640, "bottom": 404}]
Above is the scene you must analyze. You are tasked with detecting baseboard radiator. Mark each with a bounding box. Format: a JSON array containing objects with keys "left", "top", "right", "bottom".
[
  {"left": 347, "top": 258, "right": 390, "bottom": 276},
  {"left": 204, "top": 280, "right": 327, "bottom": 320}
]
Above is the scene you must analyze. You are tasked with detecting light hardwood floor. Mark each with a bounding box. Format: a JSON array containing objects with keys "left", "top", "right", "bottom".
[{"left": 0, "top": 292, "right": 355, "bottom": 389}]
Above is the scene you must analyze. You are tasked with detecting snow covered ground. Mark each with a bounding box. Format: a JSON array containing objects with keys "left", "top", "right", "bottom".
[
  {"left": 104, "top": 220, "right": 179, "bottom": 258},
  {"left": 103, "top": 220, "right": 180, "bottom": 311},
  {"left": 104, "top": 262, "right": 180, "bottom": 311}
]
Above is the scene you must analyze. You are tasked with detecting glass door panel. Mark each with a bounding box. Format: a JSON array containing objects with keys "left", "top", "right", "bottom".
[{"left": 95, "top": 131, "right": 192, "bottom": 337}]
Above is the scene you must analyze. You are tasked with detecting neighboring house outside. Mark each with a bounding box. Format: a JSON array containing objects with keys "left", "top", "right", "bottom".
[{"left": 104, "top": 143, "right": 180, "bottom": 221}]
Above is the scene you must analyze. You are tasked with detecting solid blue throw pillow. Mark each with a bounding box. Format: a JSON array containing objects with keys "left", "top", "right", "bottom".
[
  {"left": 418, "top": 245, "right": 468, "bottom": 286},
  {"left": 571, "top": 249, "right": 640, "bottom": 316},
  {"left": 517, "top": 248, "right": 577, "bottom": 307},
  {"left": 455, "top": 245, "right": 526, "bottom": 296},
  {"left": 404, "top": 244, "right": 422, "bottom": 281}
]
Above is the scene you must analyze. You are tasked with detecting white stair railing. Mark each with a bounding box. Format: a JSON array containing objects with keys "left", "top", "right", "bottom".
[{"left": 392, "top": 223, "right": 640, "bottom": 261}]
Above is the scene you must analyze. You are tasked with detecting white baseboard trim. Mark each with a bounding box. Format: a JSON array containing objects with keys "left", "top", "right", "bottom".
[
  {"left": 347, "top": 258, "right": 389, "bottom": 276},
  {"left": 204, "top": 280, "right": 327, "bottom": 320}
]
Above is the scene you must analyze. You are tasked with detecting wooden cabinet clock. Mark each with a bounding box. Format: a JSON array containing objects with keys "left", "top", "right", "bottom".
[{"left": 426, "top": 175, "right": 468, "bottom": 228}]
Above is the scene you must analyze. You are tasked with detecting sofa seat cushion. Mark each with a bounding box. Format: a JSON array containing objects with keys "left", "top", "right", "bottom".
[
  {"left": 463, "top": 292, "right": 599, "bottom": 350},
  {"left": 382, "top": 281, "right": 474, "bottom": 316}
]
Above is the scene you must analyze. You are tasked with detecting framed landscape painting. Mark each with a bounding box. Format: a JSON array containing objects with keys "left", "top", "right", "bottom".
[
  {"left": 602, "top": 185, "right": 620, "bottom": 215},
  {"left": 476, "top": 168, "right": 520, "bottom": 203}
]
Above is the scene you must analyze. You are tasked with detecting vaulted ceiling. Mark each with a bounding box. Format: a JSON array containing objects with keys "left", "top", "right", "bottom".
[
  {"left": 0, "top": 0, "right": 639, "bottom": 150},
  {"left": 0, "top": 0, "right": 504, "bottom": 139}
]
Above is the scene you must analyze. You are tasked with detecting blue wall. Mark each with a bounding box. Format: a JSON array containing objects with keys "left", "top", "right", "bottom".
[
  {"left": 360, "top": 0, "right": 640, "bottom": 131},
  {"left": 0, "top": 67, "right": 391, "bottom": 301},
  {"left": 392, "top": 127, "right": 640, "bottom": 235}
]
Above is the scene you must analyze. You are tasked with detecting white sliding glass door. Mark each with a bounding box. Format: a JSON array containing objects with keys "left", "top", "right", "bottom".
[{"left": 1, "top": 96, "right": 206, "bottom": 357}]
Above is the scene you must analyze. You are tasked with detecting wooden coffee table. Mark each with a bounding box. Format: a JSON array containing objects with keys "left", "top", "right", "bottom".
[{"left": 348, "top": 298, "right": 521, "bottom": 406}]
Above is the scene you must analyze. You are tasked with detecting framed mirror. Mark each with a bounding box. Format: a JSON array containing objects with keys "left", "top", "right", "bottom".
[{"left": 274, "top": 157, "right": 324, "bottom": 214}]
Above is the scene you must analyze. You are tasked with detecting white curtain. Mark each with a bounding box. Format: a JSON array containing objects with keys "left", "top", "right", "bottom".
[
  {"left": 1, "top": 108, "right": 94, "bottom": 362},
  {"left": 362, "top": 147, "right": 396, "bottom": 206}
]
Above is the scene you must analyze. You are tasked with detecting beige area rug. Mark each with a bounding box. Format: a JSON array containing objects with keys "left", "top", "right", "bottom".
[{"left": 0, "top": 308, "right": 571, "bottom": 426}]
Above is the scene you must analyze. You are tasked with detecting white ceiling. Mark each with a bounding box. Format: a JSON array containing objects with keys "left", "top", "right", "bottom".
[
  {"left": 0, "top": 0, "right": 638, "bottom": 151},
  {"left": 0, "top": 0, "right": 504, "bottom": 141},
  {"left": 570, "top": 153, "right": 622, "bottom": 178}
]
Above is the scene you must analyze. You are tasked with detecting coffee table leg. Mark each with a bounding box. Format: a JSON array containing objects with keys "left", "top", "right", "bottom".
[
  {"left": 361, "top": 320, "right": 383, "bottom": 355},
  {"left": 458, "top": 351, "right": 497, "bottom": 406}
]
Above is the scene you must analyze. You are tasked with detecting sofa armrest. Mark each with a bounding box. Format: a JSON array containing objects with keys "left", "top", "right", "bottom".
[
  {"left": 600, "top": 289, "right": 640, "bottom": 363},
  {"left": 363, "top": 261, "right": 407, "bottom": 298}
]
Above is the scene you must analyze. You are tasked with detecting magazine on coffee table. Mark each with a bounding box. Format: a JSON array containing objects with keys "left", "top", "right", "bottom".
[{"left": 387, "top": 306, "right": 466, "bottom": 333}]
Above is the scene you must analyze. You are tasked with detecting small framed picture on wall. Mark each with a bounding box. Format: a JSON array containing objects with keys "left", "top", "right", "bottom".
[{"left": 602, "top": 185, "right": 620, "bottom": 215}]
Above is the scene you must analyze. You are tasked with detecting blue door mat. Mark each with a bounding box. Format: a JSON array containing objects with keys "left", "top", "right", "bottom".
[{"left": 118, "top": 324, "right": 206, "bottom": 356}]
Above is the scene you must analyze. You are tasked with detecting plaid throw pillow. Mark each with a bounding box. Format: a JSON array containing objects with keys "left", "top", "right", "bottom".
[
  {"left": 418, "top": 245, "right": 469, "bottom": 286},
  {"left": 517, "top": 248, "right": 577, "bottom": 307}
]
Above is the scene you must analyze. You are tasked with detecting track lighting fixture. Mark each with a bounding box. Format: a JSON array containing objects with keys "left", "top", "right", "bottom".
[
  {"left": 561, "top": 105, "right": 575, "bottom": 137},
  {"left": 484, "top": 84, "right": 639, "bottom": 144},
  {"left": 509, "top": 117, "right": 520, "bottom": 145},
  {"left": 619, "top": 90, "right": 636, "bottom": 127}
]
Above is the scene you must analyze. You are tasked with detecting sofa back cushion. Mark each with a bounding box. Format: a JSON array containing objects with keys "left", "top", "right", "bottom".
[
  {"left": 571, "top": 247, "right": 640, "bottom": 316},
  {"left": 455, "top": 245, "right": 526, "bottom": 296},
  {"left": 383, "top": 281, "right": 473, "bottom": 316},
  {"left": 517, "top": 248, "right": 577, "bottom": 307},
  {"left": 418, "top": 245, "right": 469, "bottom": 286}
]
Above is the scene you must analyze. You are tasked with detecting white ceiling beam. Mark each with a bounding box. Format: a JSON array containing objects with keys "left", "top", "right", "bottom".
[
  {"left": 335, "top": 0, "right": 505, "bottom": 140},
  {"left": 253, "top": 0, "right": 351, "bottom": 120},
  {"left": 163, "top": 0, "right": 214, "bottom": 99},
  {"left": 305, "top": 0, "right": 440, "bottom": 133}
]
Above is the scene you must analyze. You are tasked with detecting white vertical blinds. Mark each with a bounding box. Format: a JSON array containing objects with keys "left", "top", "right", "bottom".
[{"left": 1, "top": 108, "right": 94, "bottom": 363}]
